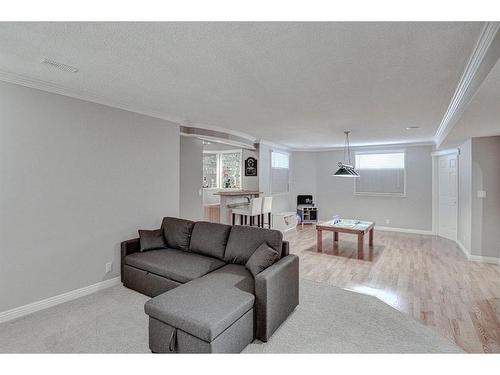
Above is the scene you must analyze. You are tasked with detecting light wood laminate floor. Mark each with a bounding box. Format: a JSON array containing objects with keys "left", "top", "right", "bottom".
[{"left": 285, "top": 225, "right": 500, "bottom": 353}]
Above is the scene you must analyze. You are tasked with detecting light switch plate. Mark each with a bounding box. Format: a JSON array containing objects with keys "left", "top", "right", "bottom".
[{"left": 477, "top": 190, "right": 486, "bottom": 198}]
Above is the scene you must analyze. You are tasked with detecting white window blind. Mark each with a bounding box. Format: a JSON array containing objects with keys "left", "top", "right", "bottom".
[
  {"left": 355, "top": 152, "right": 405, "bottom": 196},
  {"left": 272, "top": 151, "right": 290, "bottom": 169},
  {"left": 271, "top": 151, "right": 289, "bottom": 193}
]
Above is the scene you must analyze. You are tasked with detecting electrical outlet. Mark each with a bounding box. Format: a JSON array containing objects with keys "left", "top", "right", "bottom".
[
  {"left": 477, "top": 190, "right": 486, "bottom": 198},
  {"left": 385, "top": 219, "right": 391, "bottom": 225},
  {"left": 105, "top": 262, "right": 112, "bottom": 273}
]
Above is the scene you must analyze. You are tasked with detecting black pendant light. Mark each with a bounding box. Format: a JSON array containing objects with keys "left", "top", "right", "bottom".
[{"left": 333, "top": 131, "right": 360, "bottom": 177}]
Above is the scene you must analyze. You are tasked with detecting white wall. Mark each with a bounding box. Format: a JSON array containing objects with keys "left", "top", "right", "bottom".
[
  {"left": 458, "top": 140, "right": 472, "bottom": 252},
  {"left": 180, "top": 137, "right": 203, "bottom": 221},
  {"left": 0, "top": 82, "right": 180, "bottom": 312},
  {"left": 258, "top": 143, "right": 290, "bottom": 213},
  {"left": 470, "top": 136, "right": 500, "bottom": 258},
  {"left": 289, "top": 152, "right": 317, "bottom": 209},
  {"left": 290, "top": 145, "right": 433, "bottom": 231}
]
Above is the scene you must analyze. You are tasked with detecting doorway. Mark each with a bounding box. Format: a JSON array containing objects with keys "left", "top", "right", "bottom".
[{"left": 433, "top": 150, "right": 458, "bottom": 241}]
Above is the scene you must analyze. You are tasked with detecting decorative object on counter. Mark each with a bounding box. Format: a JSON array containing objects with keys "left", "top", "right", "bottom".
[
  {"left": 244, "top": 157, "right": 258, "bottom": 176},
  {"left": 332, "top": 215, "right": 341, "bottom": 224},
  {"left": 296, "top": 195, "right": 318, "bottom": 225},
  {"left": 333, "top": 131, "right": 360, "bottom": 177}
]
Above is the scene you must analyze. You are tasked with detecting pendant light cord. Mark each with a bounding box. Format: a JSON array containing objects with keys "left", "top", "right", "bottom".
[
  {"left": 343, "top": 131, "right": 351, "bottom": 166},
  {"left": 347, "top": 132, "right": 351, "bottom": 165}
]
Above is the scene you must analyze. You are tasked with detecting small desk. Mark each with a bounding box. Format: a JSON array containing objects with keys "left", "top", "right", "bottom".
[{"left": 316, "top": 220, "right": 375, "bottom": 259}]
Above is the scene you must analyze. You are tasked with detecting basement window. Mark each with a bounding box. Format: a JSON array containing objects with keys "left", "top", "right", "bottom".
[
  {"left": 354, "top": 152, "right": 406, "bottom": 196},
  {"left": 271, "top": 151, "right": 290, "bottom": 193}
]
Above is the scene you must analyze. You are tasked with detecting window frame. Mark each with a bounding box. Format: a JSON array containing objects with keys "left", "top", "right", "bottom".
[
  {"left": 353, "top": 149, "right": 407, "bottom": 197},
  {"left": 270, "top": 150, "right": 290, "bottom": 194},
  {"left": 203, "top": 149, "right": 243, "bottom": 189}
]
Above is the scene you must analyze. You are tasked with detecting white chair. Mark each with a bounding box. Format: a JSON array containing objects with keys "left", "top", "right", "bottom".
[
  {"left": 261, "top": 196, "right": 273, "bottom": 229},
  {"left": 232, "top": 197, "right": 263, "bottom": 226}
]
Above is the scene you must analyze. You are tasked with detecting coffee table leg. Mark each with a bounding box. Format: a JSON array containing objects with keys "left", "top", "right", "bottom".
[
  {"left": 369, "top": 229, "right": 374, "bottom": 248},
  {"left": 333, "top": 231, "right": 339, "bottom": 255},
  {"left": 357, "top": 233, "right": 364, "bottom": 259},
  {"left": 317, "top": 229, "right": 323, "bottom": 253}
]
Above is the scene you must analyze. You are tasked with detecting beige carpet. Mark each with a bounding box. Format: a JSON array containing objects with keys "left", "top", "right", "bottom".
[
  {"left": 244, "top": 279, "right": 462, "bottom": 353},
  {"left": 0, "top": 280, "right": 462, "bottom": 353}
]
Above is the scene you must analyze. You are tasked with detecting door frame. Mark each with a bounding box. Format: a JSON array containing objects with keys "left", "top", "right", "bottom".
[{"left": 431, "top": 148, "right": 460, "bottom": 239}]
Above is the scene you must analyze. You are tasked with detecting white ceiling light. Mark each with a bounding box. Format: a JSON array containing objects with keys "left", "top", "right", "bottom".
[
  {"left": 41, "top": 58, "right": 78, "bottom": 73},
  {"left": 405, "top": 126, "right": 420, "bottom": 130}
]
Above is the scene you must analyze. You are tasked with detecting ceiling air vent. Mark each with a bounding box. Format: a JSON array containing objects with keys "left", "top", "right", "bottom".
[{"left": 41, "top": 58, "right": 79, "bottom": 73}]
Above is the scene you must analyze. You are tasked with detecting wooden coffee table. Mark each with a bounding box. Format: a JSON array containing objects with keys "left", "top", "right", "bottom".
[{"left": 316, "top": 220, "right": 375, "bottom": 259}]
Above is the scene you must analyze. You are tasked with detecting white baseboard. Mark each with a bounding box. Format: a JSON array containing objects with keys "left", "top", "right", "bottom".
[
  {"left": 455, "top": 240, "right": 471, "bottom": 259},
  {"left": 454, "top": 240, "right": 499, "bottom": 264},
  {"left": 0, "top": 277, "right": 121, "bottom": 324},
  {"left": 468, "top": 254, "right": 500, "bottom": 265},
  {"left": 376, "top": 226, "right": 435, "bottom": 236}
]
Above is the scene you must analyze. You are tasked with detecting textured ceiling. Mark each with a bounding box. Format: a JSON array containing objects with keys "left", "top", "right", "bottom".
[
  {"left": 0, "top": 22, "right": 484, "bottom": 148},
  {"left": 442, "top": 59, "right": 500, "bottom": 147}
]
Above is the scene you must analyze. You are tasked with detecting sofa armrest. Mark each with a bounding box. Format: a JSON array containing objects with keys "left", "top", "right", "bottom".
[
  {"left": 254, "top": 254, "right": 299, "bottom": 342},
  {"left": 281, "top": 240, "right": 290, "bottom": 256},
  {"left": 120, "top": 238, "right": 140, "bottom": 282}
]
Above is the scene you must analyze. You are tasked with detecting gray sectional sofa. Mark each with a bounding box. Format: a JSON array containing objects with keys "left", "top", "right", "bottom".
[{"left": 121, "top": 217, "right": 299, "bottom": 353}]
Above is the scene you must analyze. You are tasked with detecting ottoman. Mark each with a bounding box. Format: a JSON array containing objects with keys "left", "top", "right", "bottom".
[{"left": 144, "top": 264, "right": 255, "bottom": 353}]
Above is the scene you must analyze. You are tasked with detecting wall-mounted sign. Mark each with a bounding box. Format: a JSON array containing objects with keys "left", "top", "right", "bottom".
[{"left": 244, "top": 157, "right": 258, "bottom": 176}]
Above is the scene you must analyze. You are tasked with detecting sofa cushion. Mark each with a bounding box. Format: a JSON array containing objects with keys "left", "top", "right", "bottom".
[
  {"left": 125, "top": 249, "right": 225, "bottom": 283},
  {"left": 138, "top": 229, "right": 167, "bottom": 252},
  {"left": 224, "top": 225, "right": 283, "bottom": 265},
  {"left": 189, "top": 222, "right": 231, "bottom": 260},
  {"left": 161, "top": 217, "right": 195, "bottom": 251},
  {"left": 145, "top": 264, "right": 255, "bottom": 342},
  {"left": 245, "top": 242, "right": 280, "bottom": 277}
]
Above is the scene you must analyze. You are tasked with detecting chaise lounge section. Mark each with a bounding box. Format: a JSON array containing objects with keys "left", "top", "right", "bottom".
[{"left": 120, "top": 217, "right": 299, "bottom": 353}]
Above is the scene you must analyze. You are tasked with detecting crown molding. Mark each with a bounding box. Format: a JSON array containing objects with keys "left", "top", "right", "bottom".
[
  {"left": 257, "top": 139, "right": 291, "bottom": 151},
  {"left": 0, "top": 69, "right": 258, "bottom": 143},
  {"left": 0, "top": 67, "right": 472, "bottom": 153},
  {"left": 180, "top": 126, "right": 256, "bottom": 150},
  {"left": 290, "top": 140, "right": 435, "bottom": 152},
  {"left": 434, "top": 22, "right": 500, "bottom": 148},
  {"left": 0, "top": 69, "right": 180, "bottom": 123},
  {"left": 182, "top": 122, "right": 257, "bottom": 143},
  {"left": 431, "top": 148, "right": 459, "bottom": 157}
]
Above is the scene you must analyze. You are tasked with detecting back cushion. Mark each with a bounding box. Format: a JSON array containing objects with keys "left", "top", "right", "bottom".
[
  {"left": 189, "top": 222, "right": 232, "bottom": 260},
  {"left": 161, "top": 217, "right": 195, "bottom": 251},
  {"left": 224, "top": 225, "right": 283, "bottom": 265}
]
